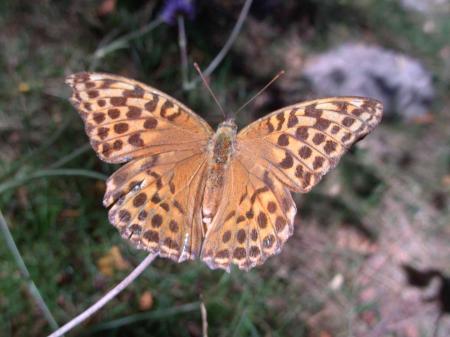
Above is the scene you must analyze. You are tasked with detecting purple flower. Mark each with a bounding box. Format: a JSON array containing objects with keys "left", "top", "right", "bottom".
[{"left": 160, "top": 0, "right": 196, "bottom": 25}]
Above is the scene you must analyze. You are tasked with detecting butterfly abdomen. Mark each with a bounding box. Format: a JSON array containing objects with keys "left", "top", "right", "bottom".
[{"left": 201, "top": 120, "right": 237, "bottom": 230}]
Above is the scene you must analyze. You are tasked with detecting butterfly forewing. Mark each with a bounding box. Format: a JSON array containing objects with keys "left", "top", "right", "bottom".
[
  {"left": 237, "top": 97, "right": 383, "bottom": 193},
  {"left": 66, "top": 72, "right": 212, "bottom": 262},
  {"left": 66, "top": 72, "right": 212, "bottom": 163}
]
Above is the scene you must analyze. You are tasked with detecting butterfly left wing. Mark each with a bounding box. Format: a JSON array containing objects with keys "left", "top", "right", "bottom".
[
  {"left": 236, "top": 97, "right": 383, "bottom": 193},
  {"left": 105, "top": 150, "right": 208, "bottom": 262},
  {"left": 201, "top": 97, "right": 382, "bottom": 271}
]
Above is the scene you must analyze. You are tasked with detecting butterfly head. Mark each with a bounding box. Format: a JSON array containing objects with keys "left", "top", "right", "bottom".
[{"left": 218, "top": 118, "right": 237, "bottom": 132}]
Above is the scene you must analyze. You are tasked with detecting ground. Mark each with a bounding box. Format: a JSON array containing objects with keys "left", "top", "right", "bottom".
[{"left": 0, "top": 1, "right": 449, "bottom": 336}]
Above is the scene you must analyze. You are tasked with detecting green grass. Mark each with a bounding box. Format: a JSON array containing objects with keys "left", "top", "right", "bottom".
[{"left": 1, "top": 0, "right": 449, "bottom": 336}]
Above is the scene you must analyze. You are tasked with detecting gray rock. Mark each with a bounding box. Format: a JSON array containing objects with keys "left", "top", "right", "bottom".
[
  {"left": 400, "top": 0, "right": 449, "bottom": 14},
  {"left": 301, "top": 43, "right": 434, "bottom": 120}
]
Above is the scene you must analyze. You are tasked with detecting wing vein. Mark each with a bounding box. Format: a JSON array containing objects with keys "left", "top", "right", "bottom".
[{"left": 238, "top": 148, "right": 300, "bottom": 191}]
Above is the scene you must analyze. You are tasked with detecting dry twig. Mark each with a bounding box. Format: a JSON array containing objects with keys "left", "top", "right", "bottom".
[
  {"left": 47, "top": 253, "right": 157, "bottom": 337},
  {"left": 182, "top": 0, "right": 254, "bottom": 90}
]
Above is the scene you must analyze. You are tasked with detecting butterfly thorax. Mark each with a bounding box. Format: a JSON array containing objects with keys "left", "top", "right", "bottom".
[{"left": 201, "top": 119, "right": 237, "bottom": 232}]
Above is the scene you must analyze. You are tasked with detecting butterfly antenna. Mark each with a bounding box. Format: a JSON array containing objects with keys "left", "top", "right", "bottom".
[
  {"left": 234, "top": 70, "right": 285, "bottom": 117},
  {"left": 194, "top": 63, "right": 227, "bottom": 119}
]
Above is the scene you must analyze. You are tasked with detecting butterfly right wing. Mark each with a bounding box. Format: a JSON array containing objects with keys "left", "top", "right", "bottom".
[{"left": 66, "top": 72, "right": 213, "bottom": 164}]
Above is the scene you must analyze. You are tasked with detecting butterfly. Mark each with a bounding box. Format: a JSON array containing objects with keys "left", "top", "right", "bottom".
[{"left": 66, "top": 72, "right": 382, "bottom": 271}]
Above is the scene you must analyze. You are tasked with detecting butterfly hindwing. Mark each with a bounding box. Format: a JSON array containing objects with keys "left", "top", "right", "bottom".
[
  {"left": 201, "top": 158, "right": 296, "bottom": 271},
  {"left": 106, "top": 150, "right": 208, "bottom": 261}
]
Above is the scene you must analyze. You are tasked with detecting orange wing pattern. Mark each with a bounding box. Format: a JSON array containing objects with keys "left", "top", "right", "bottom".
[
  {"left": 201, "top": 157, "right": 296, "bottom": 271},
  {"left": 237, "top": 97, "right": 383, "bottom": 193},
  {"left": 67, "top": 71, "right": 383, "bottom": 271},
  {"left": 66, "top": 72, "right": 212, "bottom": 164},
  {"left": 66, "top": 72, "right": 212, "bottom": 262},
  {"left": 105, "top": 150, "right": 207, "bottom": 261},
  {"left": 202, "top": 97, "right": 382, "bottom": 270}
]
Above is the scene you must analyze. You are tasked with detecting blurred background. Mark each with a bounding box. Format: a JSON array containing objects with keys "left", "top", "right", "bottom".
[{"left": 1, "top": 0, "right": 450, "bottom": 336}]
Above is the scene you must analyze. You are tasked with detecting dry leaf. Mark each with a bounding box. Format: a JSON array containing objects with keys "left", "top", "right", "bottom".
[
  {"left": 60, "top": 209, "right": 80, "bottom": 218},
  {"left": 441, "top": 175, "right": 450, "bottom": 188},
  {"left": 18, "top": 82, "right": 30, "bottom": 93},
  {"left": 139, "top": 291, "right": 153, "bottom": 311},
  {"left": 95, "top": 180, "right": 106, "bottom": 193},
  {"left": 319, "top": 331, "right": 332, "bottom": 337},
  {"left": 98, "top": 0, "right": 116, "bottom": 16},
  {"left": 411, "top": 112, "right": 434, "bottom": 124},
  {"left": 336, "top": 227, "right": 377, "bottom": 254},
  {"left": 97, "top": 246, "right": 130, "bottom": 276}
]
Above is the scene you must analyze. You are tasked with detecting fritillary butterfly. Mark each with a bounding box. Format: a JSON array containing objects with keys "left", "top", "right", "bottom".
[{"left": 66, "top": 72, "right": 383, "bottom": 271}]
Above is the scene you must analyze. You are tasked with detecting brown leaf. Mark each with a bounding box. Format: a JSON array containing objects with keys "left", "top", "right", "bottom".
[
  {"left": 97, "top": 246, "right": 130, "bottom": 276},
  {"left": 60, "top": 209, "right": 80, "bottom": 218},
  {"left": 18, "top": 82, "right": 30, "bottom": 93},
  {"left": 95, "top": 180, "right": 106, "bottom": 193},
  {"left": 139, "top": 291, "right": 153, "bottom": 311},
  {"left": 411, "top": 113, "right": 434, "bottom": 125},
  {"left": 319, "top": 331, "right": 333, "bottom": 337},
  {"left": 97, "top": 0, "right": 116, "bottom": 16},
  {"left": 441, "top": 175, "right": 450, "bottom": 188},
  {"left": 336, "top": 227, "right": 377, "bottom": 255}
]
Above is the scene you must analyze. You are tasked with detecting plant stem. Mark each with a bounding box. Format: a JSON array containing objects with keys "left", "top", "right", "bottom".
[
  {"left": 0, "top": 116, "right": 74, "bottom": 181},
  {"left": 87, "top": 302, "right": 199, "bottom": 332},
  {"left": 201, "top": 300, "right": 208, "bottom": 337},
  {"left": 48, "top": 143, "right": 92, "bottom": 169},
  {"left": 92, "top": 17, "right": 163, "bottom": 61},
  {"left": 0, "top": 169, "right": 107, "bottom": 195},
  {"left": 0, "top": 210, "right": 59, "bottom": 331},
  {"left": 184, "top": 0, "right": 254, "bottom": 90},
  {"left": 47, "top": 253, "right": 157, "bottom": 337},
  {"left": 178, "top": 15, "right": 190, "bottom": 90}
]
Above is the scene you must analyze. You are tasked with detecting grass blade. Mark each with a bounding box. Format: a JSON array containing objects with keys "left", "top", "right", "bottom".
[{"left": 0, "top": 210, "right": 59, "bottom": 331}]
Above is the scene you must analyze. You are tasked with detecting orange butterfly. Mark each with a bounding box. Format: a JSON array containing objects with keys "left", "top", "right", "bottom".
[{"left": 66, "top": 72, "right": 382, "bottom": 271}]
